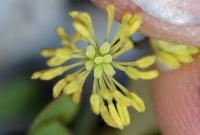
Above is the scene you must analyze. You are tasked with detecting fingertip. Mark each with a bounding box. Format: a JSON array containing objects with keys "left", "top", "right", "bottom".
[
  {"left": 91, "top": 0, "right": 200, "bottom": 46},
  {"left": 151, "top": 54, "right": 200, "bottom": 135}
]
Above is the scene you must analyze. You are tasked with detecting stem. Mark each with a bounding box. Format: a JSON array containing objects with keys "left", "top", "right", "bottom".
[
  {"left": 103, "top": 75, "right": 115, "bottom": 89},
  {"left": 111, "top": 77, "right": 129, "bottom": 95},
  {"left": 102, "top": 75, "right": 115, "bottom": 92},
  {"left": 98, "top": 76, "right": 107, "bottom": 90},
  {"left": 112, "top": 62, "right": 125, "bottom": 71},
  {"left": 92, "top": 78, "right": 97, "bottom": 94},
  {"left": 110, "top": 31, "right": 120, "bottom": 46},
  {"left": 110, "top": 40, "right": 122, "bottom": 53},
  {"left": 63, "top": 61, "right": 85, "bottom": 71},
  {"left": 113, "top": 61, "right": 137, "bottom": 66},
  {"left": 72, "top": 67, "right": 85, "bottom": 76},
  {"left": 71, "top": 52, "right": 86, "bottom": 58}
]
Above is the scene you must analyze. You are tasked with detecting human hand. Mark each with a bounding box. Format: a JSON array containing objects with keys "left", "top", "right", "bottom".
[
  {"left": 92, "top": 0, "right": 200, "bottom": 46},
  {"left": 91, "top": 0, "right": 200, "bottom": 134}
]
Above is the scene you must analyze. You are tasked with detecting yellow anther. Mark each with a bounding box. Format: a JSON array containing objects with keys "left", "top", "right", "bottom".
[
  {"left": 135, "top": 55, "right": 156, "bottom": 68},
  {"left": 86, "top": 46, "right": 96, "bottom": 58},
  {"left": 100, "top": 42, "right": 111, "bottom": 54},
  {"left": 103, "top": 54, "right": 112, "bottom": 63},
  {"left": 94, "top": 66, "right": 103, "bottom": 78},
  {"left": 95, "top": 56, "right": 103, "bottom": 64},
  {"left": 64, "top": 81, "right": 80, "bottom": 94},
  {"left": 53, "top": 78, "right": 66, "bottom": 98},
  {"left": 85, "top": 61, "right": 94, "bottom": 70},
  {"left": 90, "top": 94, "right": 101, "bottom": 114},
  {"left": 129, "top": 92, "right": 145, "bottom": 112},
  {"left": 103, "top": 64, "right": 116, "bottom": 76},
  {"left": 108, "top": 103, "right": 124, "bottom": 129}
]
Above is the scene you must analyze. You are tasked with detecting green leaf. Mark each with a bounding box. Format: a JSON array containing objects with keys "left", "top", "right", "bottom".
[
  {"left": 31, "top": 120, "right": 71, "bottom": 135},
  {"left": 29, "top": 95, "right": 78, "bottom": 133},
  {"left": 0, "top": 78, "right": 40, "bottom": 120}
]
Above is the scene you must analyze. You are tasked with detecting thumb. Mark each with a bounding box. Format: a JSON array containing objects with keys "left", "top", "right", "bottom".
[
  {"left": 151, "top": 53, "right": 200, "bottom": 135},
  {"left": 91, "top": 0, "right": 200, "bottom": 46}
]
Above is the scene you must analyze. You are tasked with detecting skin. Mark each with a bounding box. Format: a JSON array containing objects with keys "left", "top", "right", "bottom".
[
  {"left": 92, "top": 0, "right": 200, "bottom": 46},
  {"left": 91, "top": 0, "right": 200, "bottom": 134}
]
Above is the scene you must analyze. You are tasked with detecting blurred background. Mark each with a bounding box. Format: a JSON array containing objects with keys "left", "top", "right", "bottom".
[{"left": 0, "top": 0, "right": 160, "bottom": 135}]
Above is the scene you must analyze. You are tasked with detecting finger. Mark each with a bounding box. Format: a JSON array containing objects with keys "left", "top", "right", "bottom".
[
  {"left": 91, "top": 0, "right": 200, "bottom": 46},
  {"left": 151, "top": 54, "right": 200, "bottom": 135}
]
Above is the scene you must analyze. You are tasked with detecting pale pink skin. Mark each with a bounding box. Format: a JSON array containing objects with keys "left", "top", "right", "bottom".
[
  {"left": 91, "top": 0, "right": 200, "bottom": 134},
  {"left": 151, "top": 55, "right": 200, "bottom": 135},
  {"left": 92, "top": 0, "right": 200, "bottom": 46}
]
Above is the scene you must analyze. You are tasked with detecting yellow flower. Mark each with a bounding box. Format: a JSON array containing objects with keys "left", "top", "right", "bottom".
[
  {"left": 150, "top": 38, "right": 199, "bottom": 70},
  {"left": 40, "top": 26, "right": 82, "bottom": 67},
  {"left": 32, "top": 4, "right": 158, "bottom": 129}
]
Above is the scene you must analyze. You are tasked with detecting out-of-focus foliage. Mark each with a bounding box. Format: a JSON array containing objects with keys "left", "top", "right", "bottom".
[
  {"left": 29, "top": 95, "right": 79, "bottom": 135},
  {"left": 0, "top": 78, "right": 40, "bottom": 120},
  {"left": 30, "top": 121, "right": 70, "bottom": 135}
]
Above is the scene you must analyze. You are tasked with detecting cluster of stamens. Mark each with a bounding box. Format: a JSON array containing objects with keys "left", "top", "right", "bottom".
[{"left": 85, "top": 42, "right": 115, "bottom": 78}]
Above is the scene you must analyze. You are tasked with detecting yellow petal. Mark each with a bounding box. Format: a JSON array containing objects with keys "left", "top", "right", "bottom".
[
  {"left": 73, "top": 22, "right": 90, "bottom": 39},
  {"left": 119, "top": 12, "right": 142, "bottom": 40},
  {"left": 100, "top": 42, "right": 111, "bottom": 54},
  {"left": 56, "top": 26, "right": 69, "bottom": 42},
  {"left": 100, "top": 106, "right": 118, "bottom": 128},
  {"left": 188, "top": 46, "right": 199, "bottom": 55},
  {"left": 90, "top": 94, "right": 101, "bottom": 114},
  {"left": 151, "top": 38, "right": 197, "bottom": 55},
  {"left": 47, "top": 57, "right": 67, "bottom": 67},
  {"left": 69, "top": 11, "right": 92, "bottom": 28},
  {"left": 129, "top": 92, "right": 145, "bottom": 112},
  {"left": 171, "top": 48, "right": 191, "bottom": 55},
  {"left": 53, "top": 78, "right": 66, "bottom": 98},
  {"left": 69, "top": 11, "right": 96, "bottom": 44},
  {"left": 111, "top": 39, "right": 133, "bottom": 58},
  {"left": 157, "top": 40, "right": 188, "bottom": 53},
  {"left": 108, "top": 103, "right": 124, "bottom": 129},
  {"left": 72, "top": 90, "right": 82, "bottom": 104},
  {"left": 112, "top": 90, "right": 131, "bottom": 105},
  {"left": 135, "top": 55, "right": 156, "bottom": 68},
  {"left": 31, "top": 71, "right": 43, "bottom": 79},
  {"left": 138, "top": 70, "right": 159, "bottom": 80},
  {"left": 40, "top": 48, "right": 56, "bottom": 57},
  {"left": 124, "top": 67, "right": 139, "bottom": 80},
  {"left": 99, "top": 89, "right": 113, "bottom": 101},
  {"left": 158, "top": 51, "right": 181, "bottom": 69},
  {"left": 71, "top": 32, "right": 83, "bottom": 43},
  {"left": 73, "top": 22, "right": 96, "bottom": 45},
  {"left": 32, "top": 67, "right": 67, "bottom": 80},
  {"left": 128, "top": 13, "right": 142, "bottom": 35},
  {"left": 175, "top": 54, "right": 193, "bottom": 63},
  {"left": 121, "top": 12, "right": 132, "bottom": 25},
  {"left": 105, "top": 4, "right": 115, "bottom": 39},
  {"left": 64, "top": 81, "right": 80, "bottom": 95},
  {"left": 41, "top": 67, "right": 66, "bottom": 80},
  {"left": 47, "top": 48, "right": 72, "bottom": 66},
  {"left": 116, "top": 103, "right": 130, "bottom": 126}
]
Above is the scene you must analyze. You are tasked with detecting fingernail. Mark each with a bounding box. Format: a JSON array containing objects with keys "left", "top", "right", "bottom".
[{"left": 133, "top": 0, "right": 200, "bottom": 26}]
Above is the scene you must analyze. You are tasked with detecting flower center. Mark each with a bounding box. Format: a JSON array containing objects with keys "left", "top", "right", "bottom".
[
  {"left": 85, "top": 42, "right": 116, "bottom": 78},
  {"left": 85, "top": 42, "right": 113, "bottom": 65},
  {"left": 95, "top": 56, "right": 103, "bottom": 64}
]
